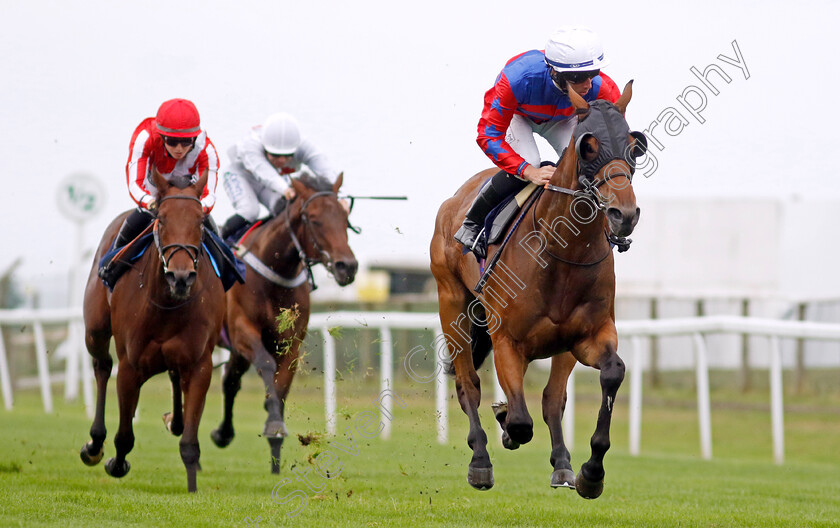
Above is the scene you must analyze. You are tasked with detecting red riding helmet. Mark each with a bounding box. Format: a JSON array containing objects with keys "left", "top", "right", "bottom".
[{"left": 155, "top": 98, "right": 201, "bottom": 138}]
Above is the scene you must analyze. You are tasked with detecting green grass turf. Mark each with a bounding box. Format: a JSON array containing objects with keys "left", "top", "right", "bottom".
[{"left": 0, "top": 365, "right": 839, "bottom": 527}]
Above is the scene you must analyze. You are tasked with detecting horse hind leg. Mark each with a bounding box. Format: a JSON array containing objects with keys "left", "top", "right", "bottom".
[
  {"left": 576, "top": 343, "right": 625, "bottom": 500},
  {"left": 440, "top": 291, "right": 494, "bottom": 490},
  {"left": 542, "top": 353, "right": 577, "bottom": 489},
  {"left": 80, "top": 328, "right": 112, "bottom": 467},
  {"left": 210, "top": 351, "right": 251, "bottom": 448},
  {"left": 163, "top": 370, "right": 184, "bottom": 436}
]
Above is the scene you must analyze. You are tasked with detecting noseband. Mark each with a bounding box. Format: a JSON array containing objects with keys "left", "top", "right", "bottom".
[{"left": 152, "top": 195, "right": 203, "bottom": 274}]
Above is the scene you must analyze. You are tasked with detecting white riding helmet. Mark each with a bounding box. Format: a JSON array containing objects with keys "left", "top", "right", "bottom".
[
  {"left": 544, "top": 26, "right": 608, "bottom": 72},
  {"left": 260, "top": 112, "right": 301, "bottom": 155}
]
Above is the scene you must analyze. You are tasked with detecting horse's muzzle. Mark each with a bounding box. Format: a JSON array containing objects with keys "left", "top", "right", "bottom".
[
  {"left": 165, "top": 270, "right": 197, "bottom": 299},
  {"left": 332, "top": 258, "right": 358, "bottom": 286},
  {"left": 606, "top": 206, "right": 640, "bottom": 238}
]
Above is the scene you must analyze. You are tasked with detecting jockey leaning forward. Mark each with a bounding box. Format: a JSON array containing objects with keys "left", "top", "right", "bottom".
[
  {"left": 454, "top": 25, "right": 621, "bottom": 259},
  {"left": 220, "top": 112, "right": 349, "bottom": 241},
  {"left": 98, "top": 98, "right": 222, "bottom": 286}
]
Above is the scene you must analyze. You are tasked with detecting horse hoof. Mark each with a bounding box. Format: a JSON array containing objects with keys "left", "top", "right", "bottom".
[
  {"left": 506, "top": 422, "right": 534, "bottom": 445},
  {"left": 104, "top": 458, "right": 131, "bottom": 479},
  {"left": 575, "top": 470, "right": 603, "bottom": 499},
  {"left": 467, "top": 466, "right": 494, "bottom": 490},
  {"left": 501, "top": 431, "right": 520, "bottom": 450},
  {"left": 551, "top": 469, "right": 576, "bottom": 489},
  {"left": 263, "top": 421, "right": 288, "bottom": 438},
  {"left": 210, "top": 427, "right": 234, "bottom": 448},
  {"left": 163, "top": 412, "right": 183, "bottom": 436},
  {"left": 80, "top": 442, "right": 104, "bottom": 466},
  {"left": 491, "top": 401, "right": 508, "bottom": 425}
]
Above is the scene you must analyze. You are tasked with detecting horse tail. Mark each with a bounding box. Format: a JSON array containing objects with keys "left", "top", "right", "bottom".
[
  {"left": 442, "top": 300, "right": 494, "bottom": 376},
  {"left": 469, "top": 300, "right": 494, "bottom": 370}
]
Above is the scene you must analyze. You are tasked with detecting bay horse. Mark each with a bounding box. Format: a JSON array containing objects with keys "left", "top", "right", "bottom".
[
  {"left": 210, "top": 173, "right": 357, "bottom": 473},
  {"left": 430, "top": 81, "right": 644, "bottom": 498},
  {"left": 79, "top": 169, "right": 226, "bottom": 493}
]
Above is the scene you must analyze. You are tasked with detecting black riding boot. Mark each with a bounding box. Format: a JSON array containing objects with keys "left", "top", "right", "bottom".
[
  {"left": 221, "top": 214, "right": 251, "bottom": 242},
  {"left": 99, "top": 208, "right": 154, "bottom": 288},
  {"left": 454, "top": 171, "right": 529, "bottom": 259}
]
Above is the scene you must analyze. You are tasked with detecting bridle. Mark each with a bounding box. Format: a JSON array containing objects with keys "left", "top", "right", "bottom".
[
  {"left": 152, "top": 195, "right": 203, "bottom": 275},
  {"left": 283, "top": 190, "right": 344, "bottom": 290},
  {"left": 536, "top": 162, "right": 635, "bottom": 265}
]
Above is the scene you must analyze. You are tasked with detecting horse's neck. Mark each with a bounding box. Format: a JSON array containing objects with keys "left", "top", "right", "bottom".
[{"left": 254, "top": 208, "right": 305, "bottom": 273}]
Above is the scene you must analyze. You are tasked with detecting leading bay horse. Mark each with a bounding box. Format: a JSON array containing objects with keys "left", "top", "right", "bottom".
[
  {"left": 210, "top": 174, "right": 357, "bottom": 473},
  {"left": 430, "top": 81, "right": 644, "bottom": 498},
  {"left": 79, "top": 169, "right": 225, "bottom": 493}
]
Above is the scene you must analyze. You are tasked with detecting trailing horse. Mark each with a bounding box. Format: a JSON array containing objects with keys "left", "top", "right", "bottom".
[
  {"left": 430, "top": 81, "right": 645, "bottom": 498},
  {"left": 79, "top": 169, "right": 226, "bottom": 493},
  {"left": 210, "top": 174, "right": 357, "bottom": 473}
]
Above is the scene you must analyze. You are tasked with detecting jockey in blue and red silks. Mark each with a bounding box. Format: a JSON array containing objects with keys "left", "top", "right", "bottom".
[{"left": 455, "top": 26, "right": 621, "bottom": 259}]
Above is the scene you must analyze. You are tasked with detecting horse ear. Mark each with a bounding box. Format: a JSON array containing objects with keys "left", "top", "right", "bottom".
[
  {"left": 614, "top": 80, "right": 634, "bottom": 115},
  {"left": 575, "top": 133, "right": 599, "bottom": 162},
  {"left": 290, "top": 176, "right": 306, "bottom": 196},
  {"left": 332, "top": 172, "right": 344, "bottom": 194},
  {"left": 628, "top": 131, "right": 648, "bottom": 158},
  {"left": 567, "top": 83, "right": 590, "bottom": 116},
  {"left": 195, "top": 170, "right": 208, "bottom": 196},
  {"left": 151, "top": 167, "right": 168, "bottom": 193}
]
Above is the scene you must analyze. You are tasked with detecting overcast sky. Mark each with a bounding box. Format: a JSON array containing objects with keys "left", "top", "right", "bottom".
[{"left": 3, "top": 0, "right": 839, "bottom": 296}]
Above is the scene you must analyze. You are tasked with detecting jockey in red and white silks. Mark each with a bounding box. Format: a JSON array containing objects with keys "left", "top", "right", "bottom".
[{"left": 126, "top": 113, "right": 219, "bottom": 214}]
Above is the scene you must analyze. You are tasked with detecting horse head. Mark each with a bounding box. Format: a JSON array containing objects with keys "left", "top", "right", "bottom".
[
  {"left": 289, "top": 173, "right": 358, "bottom": 286},
  {"left": 565, "top": 81, "right": 645, "bottom": 239},
  {"left": 150, "top": 168, "right": 207, "bottom": 299}
]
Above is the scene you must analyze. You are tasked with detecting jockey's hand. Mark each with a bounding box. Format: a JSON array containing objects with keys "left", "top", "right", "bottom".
[
  {"left": 143, "top": 195, "right": 157, "bottom": 211},
  {"left": 283, "top": 187, "right": 296, "bottom": 201},
  {"left": 521, "top": 164, "right": 555, "bottom": 185}
]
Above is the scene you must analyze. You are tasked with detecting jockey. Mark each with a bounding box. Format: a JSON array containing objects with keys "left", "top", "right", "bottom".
[
  {"left": 455, "top": 26, "right": 621, "bottom": 259},
  {"left": 99, "top": 98, "right": 220, "bottom": 285},
  {"left": 220, "top": 112, "right": 347, "bottom": 240}
]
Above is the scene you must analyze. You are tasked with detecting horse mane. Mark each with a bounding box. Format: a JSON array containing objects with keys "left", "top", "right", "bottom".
[
  {"left": 167, "top": 173, "right": 194, "bottom": 190},
  {"left": 295, "top": 171, "right": 333, "bottom": 192}
]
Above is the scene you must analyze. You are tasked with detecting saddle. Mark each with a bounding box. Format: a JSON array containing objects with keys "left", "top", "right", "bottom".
[
  {"left": 98, "top": 231, "right": 246, "bottom": 292},
  {"left": 483, "top": 183, "right": 539, "bottom": 247}
]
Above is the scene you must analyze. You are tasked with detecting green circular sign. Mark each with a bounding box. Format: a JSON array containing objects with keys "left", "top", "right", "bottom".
[{"left": 56, "top": 174, "right": 106, "bottom": 221}]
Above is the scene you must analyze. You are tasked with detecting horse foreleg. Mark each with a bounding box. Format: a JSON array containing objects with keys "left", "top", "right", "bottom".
[
  {"left": 163, "top": 370, "right": 184, "bottom": 436},
  {"left": 210, "top": 351, "right": 251, "bottom": 448},
  {"left": 575, "top": 337, "right": 625, "bottom": 500},
  {"left": 492, "top": 341, "right": 533, "bottom": 446},
  {"left": 179, "top": 358, "right": 213, "bottom": 493},
  {"left": 542, "top": 353, "right": 577, "bottom": 489},
  {"left": 80, "top": 330, "right": 112, "bottom": 466},
  {"left": 105, "top": 361, "right": 143, "bottom": 480}
]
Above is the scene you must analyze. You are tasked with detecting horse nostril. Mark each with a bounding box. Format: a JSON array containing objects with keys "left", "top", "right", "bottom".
[{"left": 607, "top": 208, "right": 623, "bottom": 223}]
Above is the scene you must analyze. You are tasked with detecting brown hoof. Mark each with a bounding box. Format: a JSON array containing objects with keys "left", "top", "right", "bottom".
[
  {"left": 575, "top": 470, "right": 603, "bottom": 499},
  {"left": 80, "top": 442, "right": 104, "bottom": 466},
  {"left": 467, "top": 466, "right": 494, "bottom": 490},
  {"left": 163, "top": 412, "right": 183, "bottom": 436},
  {"left": 550, "top": 468, "right": 575, "bottom": 488},
  {"left": 501, "top": 431, "right": 520, "bottom": 450}
]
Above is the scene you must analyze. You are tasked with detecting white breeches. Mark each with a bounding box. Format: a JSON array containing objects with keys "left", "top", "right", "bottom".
[
  {"left": 222, "top": 162, "right": 285, "bottom": 221},
  {"left": 505, "top": 114, "right": 578, "bottom": 167}
]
